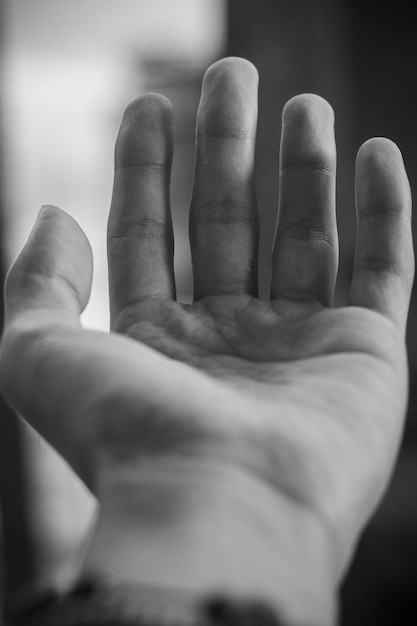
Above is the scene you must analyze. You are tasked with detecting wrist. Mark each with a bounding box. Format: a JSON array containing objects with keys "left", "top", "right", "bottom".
[{"left": 80, "top": 456, "right": 338, "bottom": 626}]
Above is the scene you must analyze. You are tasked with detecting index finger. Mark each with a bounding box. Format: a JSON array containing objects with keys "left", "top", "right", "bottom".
[{"left": 107, "top": 94, "right": 175, "bottom": 328}]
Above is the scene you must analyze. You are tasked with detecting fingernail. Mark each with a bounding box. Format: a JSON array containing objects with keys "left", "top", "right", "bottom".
[
  {"left": 40, "top": 204, "right": 58, "bottom": 217},
  {"left": 30, "top": 205, "right": 53, "bottom": 238}
]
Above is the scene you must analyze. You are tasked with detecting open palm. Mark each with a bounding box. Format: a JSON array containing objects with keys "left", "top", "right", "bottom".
[{"left": 0, "top": 58, "right": 413, "bottom": 583}]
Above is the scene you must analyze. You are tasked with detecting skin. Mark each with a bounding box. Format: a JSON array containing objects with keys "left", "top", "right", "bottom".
[{"left": 0, "top": 58, "right": 414, "bottom": 625}]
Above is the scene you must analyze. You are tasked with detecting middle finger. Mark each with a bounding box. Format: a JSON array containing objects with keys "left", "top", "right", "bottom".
[{"left": 189, "top": 57, "right": 259, "bottom": 300}]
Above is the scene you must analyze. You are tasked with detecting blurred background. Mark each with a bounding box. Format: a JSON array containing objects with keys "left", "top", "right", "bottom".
[{"left": 0, "top": 1, "right": 416, "bottom": 624}]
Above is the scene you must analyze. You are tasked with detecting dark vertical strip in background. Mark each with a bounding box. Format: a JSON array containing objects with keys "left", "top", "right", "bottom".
[{"left": 0, "top": 0, "right": 36, "bottom": 607}]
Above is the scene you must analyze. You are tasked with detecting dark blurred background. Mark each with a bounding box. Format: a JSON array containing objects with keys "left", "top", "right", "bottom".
[{"left": 0, "top": 1, "right": 416, "bottom": 624}]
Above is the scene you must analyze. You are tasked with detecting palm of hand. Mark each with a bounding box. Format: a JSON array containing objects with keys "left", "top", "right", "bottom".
[{"left": 110, "top": 293, "right": 406, "bottom": 551}]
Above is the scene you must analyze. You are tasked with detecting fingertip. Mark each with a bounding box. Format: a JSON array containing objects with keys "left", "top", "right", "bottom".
[
  {"left": 5, "top": 205, "right": 93, "bottom": 320},
  {"left": 357, "top": 136, "right": 403, "bottom": 159},
  {"left": 203, "top": 56, "right": 259, "bottom": 87},
  {"left": 355, "top": 137, "right": 411, "bottom": 212},
  {"left": 38, "top": 203, "right": 91, "bottom": 237},
  {"left": 115, "top": 93, "right": 173, "bottom": 169},
  {"left": 282, "top": 93, "right": 334, "bottom": 127},
  {"left": 279, "top": 94, "right": 336, "bottom": 169},
  {"left": 122, "top": 93, "right": 173, "bottom": 124},
  {"left": 356, "top": 137, "right": 408, "bottom": 185},
  {"left": 36, "top": 203, "right": 92, "bottom": 263},
  {"left": 198, "top": 56, "right": 259, "bottom": 138}
]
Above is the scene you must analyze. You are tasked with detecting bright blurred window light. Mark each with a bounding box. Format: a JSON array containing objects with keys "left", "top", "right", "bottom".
[{"left": 2, "top": 0, "right": 227, "bottom": 329}]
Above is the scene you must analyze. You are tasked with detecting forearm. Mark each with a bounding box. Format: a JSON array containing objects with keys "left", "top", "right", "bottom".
[{"left": 79, "top": 456, "right": 338, "bottom": 626}]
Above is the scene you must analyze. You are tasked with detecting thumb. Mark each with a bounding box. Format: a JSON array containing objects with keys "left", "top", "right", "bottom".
[
  {"left": 4, "top": 205, "right": 93, "bottom": 327},
  {"left": 0, "top": 206, "right": 94, "bottom": 483}
]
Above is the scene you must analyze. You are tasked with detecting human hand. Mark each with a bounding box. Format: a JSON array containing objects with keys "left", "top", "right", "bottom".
[{"left": 0, "top": 58, "right": 413, "bottom": 624}]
